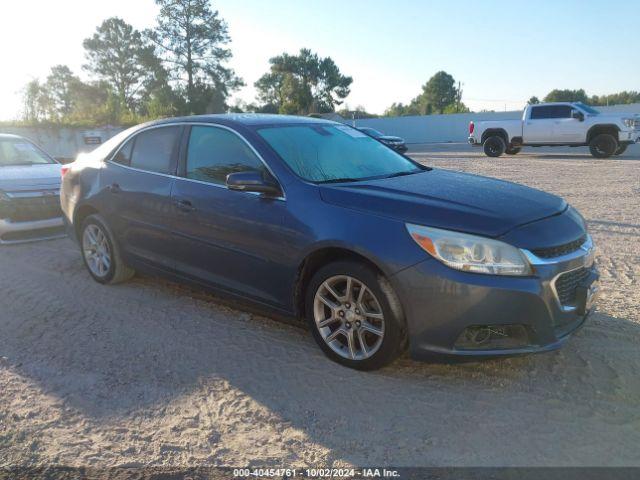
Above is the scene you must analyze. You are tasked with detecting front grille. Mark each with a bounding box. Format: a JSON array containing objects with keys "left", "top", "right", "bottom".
[
  {"left": 555, "top": 267, "right": 590, "bottom": 306},
  {"left": 3, "top": 195, "right": 62, "bottom": 222},
  {"left": 531, "top": 235, "right": 586, "bottom": 259}
]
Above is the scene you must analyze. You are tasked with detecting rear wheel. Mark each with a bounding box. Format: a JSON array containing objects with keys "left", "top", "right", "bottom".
[
  {"left": 483, "top": 136, "right": 506, "bottom": 157},
  {"left": 505, "top": 146, "right": 521, "bottom": 155},
  {"left": 589, "top": 134, "right": 618, "bottom": 158},
  {"left": 614, "top": 144, "right": 628, "bottom": 156},
  {"left": 305, "top": 260, "right": 407, "bottom": 370},
  {"left": 81, "top": 214, "right": 134, "bottom": 284}
]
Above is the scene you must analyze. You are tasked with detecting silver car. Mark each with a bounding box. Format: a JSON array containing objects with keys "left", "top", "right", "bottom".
[{"left": 0, "top": 134, "right": 64, "bottom": 244}]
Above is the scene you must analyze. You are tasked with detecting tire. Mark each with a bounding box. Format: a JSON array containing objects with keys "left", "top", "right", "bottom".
[
  {"left": 483, "top": 136, "right": 506, "bottom": 157},
  {"left": 305, "top": 260, "right": 407, "bottom": 371},
  {"left": 614, "top": 144, "right": 628, "bottom": 156},
  {"left": 505, "top": 146, "right": 521, "bottom": 155},
  {"left": 589, "top": 134, "right": 618, "bottom": 158},
  {"left": 80, "top": 214, "right": 135, "bottom": 284}
]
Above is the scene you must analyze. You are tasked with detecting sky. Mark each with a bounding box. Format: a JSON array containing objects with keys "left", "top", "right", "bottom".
[{"left": 1, "top": 0, "right": 638, "bottom": 120}]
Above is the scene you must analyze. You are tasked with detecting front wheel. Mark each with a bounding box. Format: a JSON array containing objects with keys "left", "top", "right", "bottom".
[
  {"left": 589, "top": 134, "right": 618, "bottom": 158},
  {"left": 614, "top": 144, "right": 628, "bottom": 156},
  {"left": 305, "top": 261, "right": 407, "bottom": 371},
  {"left": 505, "top": 146, "right": 521, "bottom": 155},
  {"left": 81, "top": 214, "right": 135, "bottom": 284},
  {"left": 483, "top": 136, "right": 506, "bottom": 157}
]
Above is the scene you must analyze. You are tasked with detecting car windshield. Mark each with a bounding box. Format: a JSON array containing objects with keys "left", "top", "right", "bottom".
[
  {"left": 258, "top": 124, "right": 423, "bottom": 183},
  {"left": 0, "top": 138, "right": 56, "bottom": 166},
  {"left": 575, "top": 102, "right": 600, "bottom": 115}
]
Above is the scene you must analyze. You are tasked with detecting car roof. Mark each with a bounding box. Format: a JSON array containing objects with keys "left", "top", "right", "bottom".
[
  {"left": 0, "top": 133, "right": 26, "bottom": 140},
  {"left": 147, "top": 113, "right": 340, "bottom": 128},
  {"left": 530, "top": 102, "right": 582, "bottom": 107}
]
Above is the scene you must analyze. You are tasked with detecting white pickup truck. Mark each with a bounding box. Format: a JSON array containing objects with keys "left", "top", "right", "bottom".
[{"left": 468, "top": 102, "right": 640, "bottom": 158}]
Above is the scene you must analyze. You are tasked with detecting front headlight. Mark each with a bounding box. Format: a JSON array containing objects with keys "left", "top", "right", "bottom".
[
  {"left": 406, "top": 224, "right": 532, "bottom": 276},
  {"left": 623, "top": 118, "right": 635, "bottom": 128}
]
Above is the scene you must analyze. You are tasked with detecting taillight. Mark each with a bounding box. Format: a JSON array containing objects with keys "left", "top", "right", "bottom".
[
  {"left": 61, "top": 165, "right": 70, "bottom": 177},
  {"left": 469, "top": 121, "right": 475, "bottom": 135}
]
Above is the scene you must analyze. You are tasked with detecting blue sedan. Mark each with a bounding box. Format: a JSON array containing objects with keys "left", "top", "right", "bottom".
[{"left": 61, "top": 115, "right": 598, "bottom": 370}]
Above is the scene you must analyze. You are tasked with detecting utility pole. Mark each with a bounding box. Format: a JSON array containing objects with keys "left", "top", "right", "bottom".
[{"left": 457, "top": 81, "right": 464, "bottom": 113}]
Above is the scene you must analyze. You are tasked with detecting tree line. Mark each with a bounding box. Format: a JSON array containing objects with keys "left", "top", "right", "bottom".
[
  {"left": 528, "top": 89, "right": 640, "bottom": 107},
  {"left": 19, "top": 0, "right": 354, "bottom": 126},
  {"left": 14, "top": 0, "right": 640, "bottom": 127},
  {"left": 22, "top": 0, "right": 238, "bottom": 126}
]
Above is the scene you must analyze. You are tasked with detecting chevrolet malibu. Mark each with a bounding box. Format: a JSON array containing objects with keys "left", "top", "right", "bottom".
[
  {"left": 0, "top": 134, "right": 64, "bottom": 244},
  {"left": 61, "top": 115, "right": 599, "bottom": 370}
]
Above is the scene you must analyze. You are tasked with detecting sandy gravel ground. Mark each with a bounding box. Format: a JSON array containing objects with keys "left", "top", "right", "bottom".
[{"left": 1, "top": 148, "right": 639, "bottom": 468}]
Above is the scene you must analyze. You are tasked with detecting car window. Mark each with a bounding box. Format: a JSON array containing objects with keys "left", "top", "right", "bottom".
[
  {"left": 112, "top": 138, "right": 134, "bottom": 166},
  {"left": 129, "top": 126, "right": 180, "bottom": 174},
  {"left": 552, "top": 106, "right": 572, "bottom": 118},
  {"left": 0, "top": 138, "right": 55, "bottom": 166},
  {"left": 530, "top": 105, "right": 572, "bottom": 119},
  {"left": 85, "top": 127, "right": 139, "bottom": 162},
  {"left": 185, "top": 126, "right": 266, "bottom": 185}
]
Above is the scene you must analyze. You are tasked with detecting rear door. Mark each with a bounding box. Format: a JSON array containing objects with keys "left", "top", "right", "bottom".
[
  {"left": 100, "top": 125, "right": 183, "bottom": 270},
  {"left": 525, "top": 105, "right": 559, "bottom": 143},
  {"left": 169, "top": 124, "right": 293, "bottom": 308}
]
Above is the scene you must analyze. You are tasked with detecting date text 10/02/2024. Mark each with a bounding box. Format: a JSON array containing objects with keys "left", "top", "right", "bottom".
[{"left": 233, "top": 468, "right": 400, "bottom": 478}]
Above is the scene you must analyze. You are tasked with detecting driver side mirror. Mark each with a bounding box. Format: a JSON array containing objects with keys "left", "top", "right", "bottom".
[
  {"left": 226, "top": 171, "right": 282, "bottom": 197},
  {"left": 572, "top": 110, "right": 584, "bottom": 122}
]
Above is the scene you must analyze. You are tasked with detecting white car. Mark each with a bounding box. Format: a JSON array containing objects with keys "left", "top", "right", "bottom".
[
  {"left": 0, "top": 134, "right": 64, "bottom": 244},
  {"left": 469, "top": 102, "right": 640, "bottom": 158}
]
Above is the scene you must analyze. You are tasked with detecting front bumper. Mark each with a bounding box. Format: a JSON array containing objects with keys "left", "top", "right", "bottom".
[
  {"left": 392, "top": 237, "right": 598, "bottom": 360},
  {"left": 0, "top": 216, "right": 66, "bottom": 244},
  {"left": 620, "top": 129, "right": 640, "bottom": 144}
]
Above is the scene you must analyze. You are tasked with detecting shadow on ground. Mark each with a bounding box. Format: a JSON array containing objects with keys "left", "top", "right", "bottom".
[{"left": 2, "top": 238, "right": 640, "bottom": 466}]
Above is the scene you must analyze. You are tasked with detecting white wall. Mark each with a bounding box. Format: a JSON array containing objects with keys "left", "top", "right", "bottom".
[
  {"left": 353, "top": 103, "right": 640, "bottom": 144},
  {"left": 3, "top": 102, "right": 638, "bottom": 155},
  {"left": 0, "top": 126, "right": 124, "bottom": 160}
]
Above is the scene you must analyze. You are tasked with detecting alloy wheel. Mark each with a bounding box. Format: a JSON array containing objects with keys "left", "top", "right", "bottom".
[
  {"left": 82, "top": 224, "right": 112, "bottom": 278},
  {"left": 313, "top": 275, "right": 385, "bottom": 361}
]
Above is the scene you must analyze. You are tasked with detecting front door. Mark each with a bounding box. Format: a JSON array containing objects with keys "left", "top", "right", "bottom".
[
  {"left": 169, "top": 125, "right": 295, "bottom": 309},
  {"left": 553, "top": 107, "right": 585, "bottom": 143}
]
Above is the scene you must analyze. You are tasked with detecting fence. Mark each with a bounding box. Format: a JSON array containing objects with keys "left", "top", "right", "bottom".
[
  {"left": 3, "top": 103, "right": 639, "bottom": 157},
  {"left": 0, "top": 126, "right": 124, "bottom": 161},
  {"left": 352, "top": 103, "right": 640, "bottom": 144}
]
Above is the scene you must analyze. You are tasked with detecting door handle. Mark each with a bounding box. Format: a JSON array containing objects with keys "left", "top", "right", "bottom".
[
  {"left": 108, "top": 183, "right": 121, "bottom": 193},
  {"left": 174, "top": 198, "right": 195, "bottom": 212}
]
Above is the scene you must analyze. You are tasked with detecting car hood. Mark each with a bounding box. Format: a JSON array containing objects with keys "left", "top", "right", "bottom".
[
  {"left": 0, "top": 163, "right": 61, "bottom": 192},
  {"left": 379, "top": 135, "right": 404, "bottom": 142},
  {"left": 591, "top": 113, "right": 637, "bottom": 122},
  {"left": 319, "top": 169, "right": 567, "bottom": 237}
]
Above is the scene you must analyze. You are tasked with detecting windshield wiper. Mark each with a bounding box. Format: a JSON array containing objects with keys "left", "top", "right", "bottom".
[
  {"left": 316, "top": 177, "right": 362, "bottom": 184},
  {"left": 0, "top": 162, "right": 37, "bottom": 167},
  {"left": 382, "top": 170, "right": 422, "bottom": 179}
]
